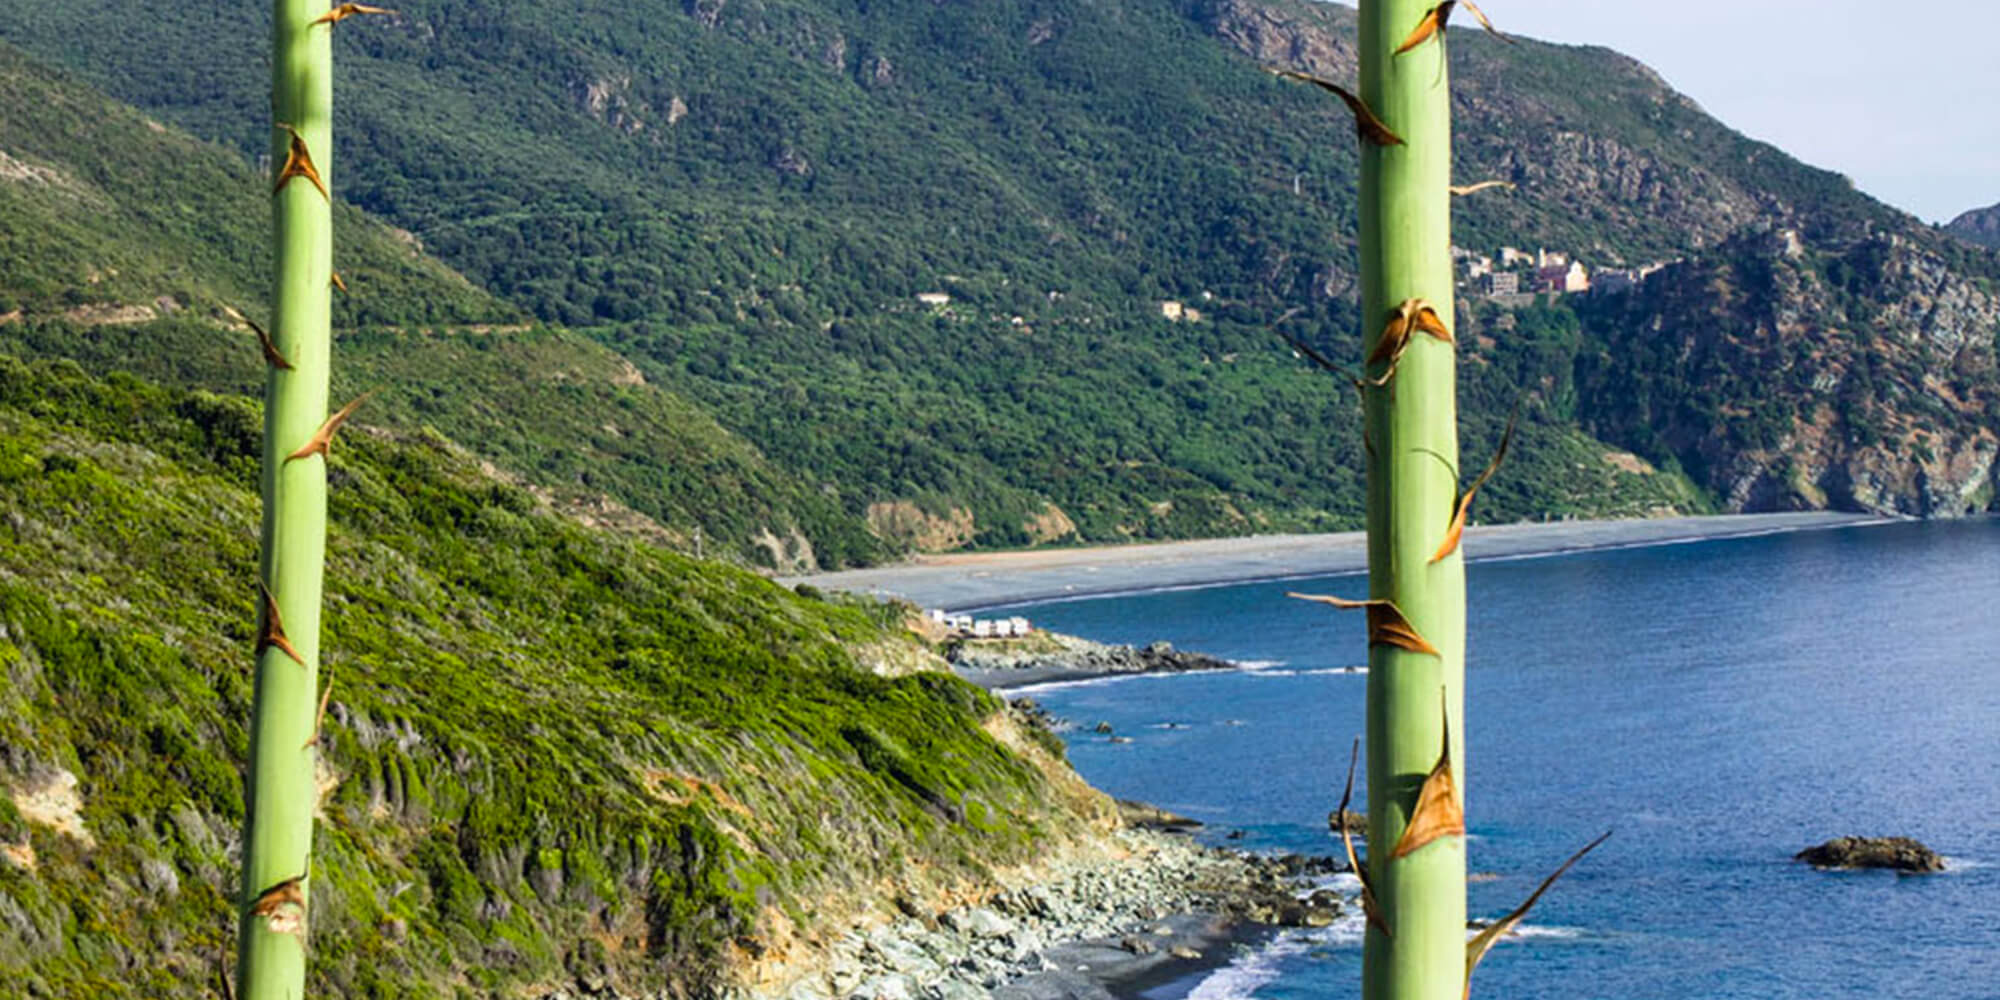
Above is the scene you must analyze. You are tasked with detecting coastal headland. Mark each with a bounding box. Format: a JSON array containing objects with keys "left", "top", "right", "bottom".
[{"left": 782, "top": 512, "right": 1889, "bottom": 612}]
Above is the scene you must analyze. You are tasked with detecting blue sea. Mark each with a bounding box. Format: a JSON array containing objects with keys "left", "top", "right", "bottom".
[{"left": 999, "top": 519, "right": 2000, "bottom": 1000}]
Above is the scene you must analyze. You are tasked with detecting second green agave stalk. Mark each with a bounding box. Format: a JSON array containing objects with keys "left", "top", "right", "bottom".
[
  {"left": 237, "top": 1, "right": 335, "bottom": 997},
  {"left": 1359, "top": 1, "right": 1466, "bottom": 999}
]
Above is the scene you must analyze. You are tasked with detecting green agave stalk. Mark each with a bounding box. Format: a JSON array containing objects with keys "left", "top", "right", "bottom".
[
  {"left": 1357, "top": 2, "right": 1465, "bottom": 1000},
  {"left": 237, "top": 2, "right": 337, "bottom": 996},
  {"left": 1282, "top": 8, "right": 1603, "bottom": 997}
]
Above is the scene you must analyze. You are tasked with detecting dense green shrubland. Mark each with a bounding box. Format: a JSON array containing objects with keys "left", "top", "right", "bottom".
[{"left": 0, "top": 355, "right": 1093, "bottom": 998}]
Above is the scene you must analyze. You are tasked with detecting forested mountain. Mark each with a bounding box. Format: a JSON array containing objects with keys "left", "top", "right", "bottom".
[
  {"left": 2, "top": 0, "right": 1994, "bottom": 567},
  {"left": 0, "top": 41, "right": 888, "bottom": 568}
]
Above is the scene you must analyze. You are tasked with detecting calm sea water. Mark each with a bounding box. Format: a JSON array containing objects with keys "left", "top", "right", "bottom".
[{"left": 1001, "top": 519, "right": 2000, "bottom": 1000}]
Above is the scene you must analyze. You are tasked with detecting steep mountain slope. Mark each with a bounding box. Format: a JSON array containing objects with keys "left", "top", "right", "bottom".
[
  {"left": 1945, "top": 202, "right": 2000, "bottom": 250},
  {"left": 0, "top": 41, "right": 887, "bottom": 568},
  {"left": 2, "top": 1, "right": 1991, "bottom": 550},
  {"left": 1202, "top": 0, "right": 1896, "bottom": 257},
  {"left": 0, "top": 0, "right": 1729, "bottom": 549},
  {"left": 0, "top": 355, "right": 1108, "bottom": 998},
  {"left": 1572, "top": 227, "right": 1999, "bottom": 516}
]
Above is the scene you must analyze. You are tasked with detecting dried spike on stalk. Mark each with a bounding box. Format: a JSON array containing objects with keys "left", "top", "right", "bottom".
[
  {"left": 215, "top": 947, "right": 235, "bottom": 1000},
  {"left": 1369, "top": 299, "right": 1453, "bottom": 366},
  {"left": 1265, "top": 68, "right": 1405, "bottom": 146},
  {"left": 222, "top": 305, "right": 292, "bottom": 371},
  {"left": 304, "top": 667, "right": 334, "bottom": 749},
  {"left": 272, "top": 124, "right": 329, "bottom": 200},
  {"left": 1337, "top": 737, "right": 1390, "bottom": 938},
  {"left": 256, "top": 582, "right": 305, "bottom": 666},
  {"left": 1449, "top": 180, "right": 1515, "bottom": 197},
  {"left": 312, "top": 3, "right": 395, "bottom": 26},
  {"left": 285, "top": 391, "right": 374, "bottom": 463},
  {"left": 1388, "top": 701, "right": 1464, "bottom": 860},
  {"left": 1430, "top": 408, "right": 1517, "bottom": 563},
  {"left": 1287, "top": 593, "right": 1441, "bottom": 656},
  {"left": 330, "top": 271, "right": 348, "bottom": 293},
  {"left": 1463, "top": 831, "right": 1613, "bottom": 999},
  {"left": 1395, "top": 1, "right": 1510, "bottom": 55},
  {"left": 248, "top": 874, "right": 308, "bottom": 936}
]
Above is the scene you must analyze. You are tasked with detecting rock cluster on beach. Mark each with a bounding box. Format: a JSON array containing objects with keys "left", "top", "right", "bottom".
[
  {"left": 789, "top": 831, "right": 1343, "bottom": 1000},
  {"left": 1795, "top": 836, "right": 1946, "bottom": 873},
  {"left": 948, "top": 633, "right": 1236, "bottom": 682},
  {"left": 536, "top": 830, "right": 1347, "bottom": 1000}
]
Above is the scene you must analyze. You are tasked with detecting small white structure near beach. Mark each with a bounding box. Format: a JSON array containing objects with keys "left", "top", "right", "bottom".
[{"left": 929, "top": 609, "right": 1032, "bottom": 639}]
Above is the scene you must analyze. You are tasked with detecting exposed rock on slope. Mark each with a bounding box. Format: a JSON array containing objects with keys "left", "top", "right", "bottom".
[
  {"left": 1199, "top": 0, "right": 1886, "bottom": 260},
  {"left": 1573, "top": 228, "right": 2000, "bottom": 517},
  {"left": 1945, "top": 202, "right": 2000, "bottom": 250}
]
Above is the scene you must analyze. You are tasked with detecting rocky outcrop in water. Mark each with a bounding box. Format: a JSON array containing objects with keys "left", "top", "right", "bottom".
[{"left": 1795, "top": 836, "right": 1946, "bottom": 873}]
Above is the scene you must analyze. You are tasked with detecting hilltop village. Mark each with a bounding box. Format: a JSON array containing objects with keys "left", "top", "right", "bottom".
[{"left": 1453, "top": 244, "right": 1680, "bottom": 307}]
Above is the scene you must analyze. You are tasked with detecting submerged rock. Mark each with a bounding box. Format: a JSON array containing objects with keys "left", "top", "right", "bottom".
[
  {"left": 1326, "top": 809, "right": 1366, "bottom": 835},
  {"left": 1114, "top": 800, "right": 1202, "bottom": 832},
  {"left": 1795, "top": 836, "right": 1945, "bottom": 873}
]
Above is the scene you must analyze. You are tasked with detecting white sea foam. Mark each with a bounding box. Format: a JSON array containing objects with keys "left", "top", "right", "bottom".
[
  {"left": 1183, "top": 932, "right": 1318, "bottom": 1000},
  {"left": 1233, "top": 659, "right": 1288, "bottom": 670},
  {"left": 1491, "top": 923, "right": 1584, "bottom": 941},
  {"left": 1181, "top": 905, "right": 1589, "bottom": 999},
  {"left": 1238, "top": 665, "right": 1367, "bottom": 679},
  {"left": 1000, "top": 671, "right": 1183, "bottom": 697}
]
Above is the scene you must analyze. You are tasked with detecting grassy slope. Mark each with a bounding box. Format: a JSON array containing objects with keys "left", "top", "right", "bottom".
[{"left": 0, "top": 354, "right": 1105, "bottom": 998}]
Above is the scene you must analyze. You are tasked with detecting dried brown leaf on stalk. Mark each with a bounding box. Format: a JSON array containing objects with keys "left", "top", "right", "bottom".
[
  {"left": 1395, "top": 1, "right": 1509, "bottom": 55},
  {"left": 256, "top": 582, "right": 304, "bottom": 666},
  {"left": 1369, "top": 299, "right": 1453, "bottom": 366},
  {"left": 312, "top": 3, "right": 395, "bottom": 26},
  {"left": 222, "top": 305, "right": 292, "bottom": 371},
  {"left": 249, "top": 873, "right": 308, "bottom": 935},
  {"left": 304, "top": 667, "right": 334, "bottom": 749},
  {"left": 1266, "top": 68, "right": 1405, "bottom": 146},
  {"left": 1270, "top": 309, "right": 1389, "bottom": 391},
  {"left": 1464, "top": 831, "right": 1613, "bottom": 998},
  {"left": 286, "top": 391, "right": 375, "bottom": 462},
  {"left": 272, "top": 124, "right": 328, "bottom": 200},
  {"left": 1430, "top": 409, "right": 1517, "bottom": 563},
  {"left": 1449, "top": 180, "right": 1515, "bottom": 197},
  {"left": 1287, "top": 593, "right": 1440, "bottom": 656},
  {"left": 1337, "top": 737, "right": 1390, "bottom": 938},
  {"left": 1388, "top": 704, "right": 1464, "bottom": 860}
]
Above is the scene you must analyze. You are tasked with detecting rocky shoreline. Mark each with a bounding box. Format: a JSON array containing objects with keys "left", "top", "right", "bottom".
[
  {"left": 538, "top": 830, "right": 1348, "bottom": 1000},
  {"left": 779, "top": 830, "right": 1346, "bottom": 1000},
  {"left": 947, "top": 633, "right": 1239, "bottom": 691}
]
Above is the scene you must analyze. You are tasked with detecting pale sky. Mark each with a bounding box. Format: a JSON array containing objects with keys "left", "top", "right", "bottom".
[{"left": 1407, "top": 2, "right": 2000, "bottom": 223}]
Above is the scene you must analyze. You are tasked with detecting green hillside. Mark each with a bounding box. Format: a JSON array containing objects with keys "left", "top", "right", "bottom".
[
  {"left": 0, "top": 2, "right": 1751, "bottom": 558},
  {"left": 0, "top": 354, "right": 1103, "bottom": 998},
  {"left": 0, "top": 40, "right": 888, "bottom": 568}
]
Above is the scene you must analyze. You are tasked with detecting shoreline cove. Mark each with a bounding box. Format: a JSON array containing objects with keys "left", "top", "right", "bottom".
[{"left": 781, "top": 512, "right": 1893, "bottom": 613}]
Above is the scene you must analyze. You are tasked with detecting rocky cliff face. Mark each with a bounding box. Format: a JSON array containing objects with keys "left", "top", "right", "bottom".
[
  {"left": 1574, "top": 228, "right": 2000, "bottom": 517},
  {"left": 1946, "top": 202, "right": 2000, "bottom": 250},
  {"left": 1199, "top": 0, "right": 2000, "bottom": 520}
]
